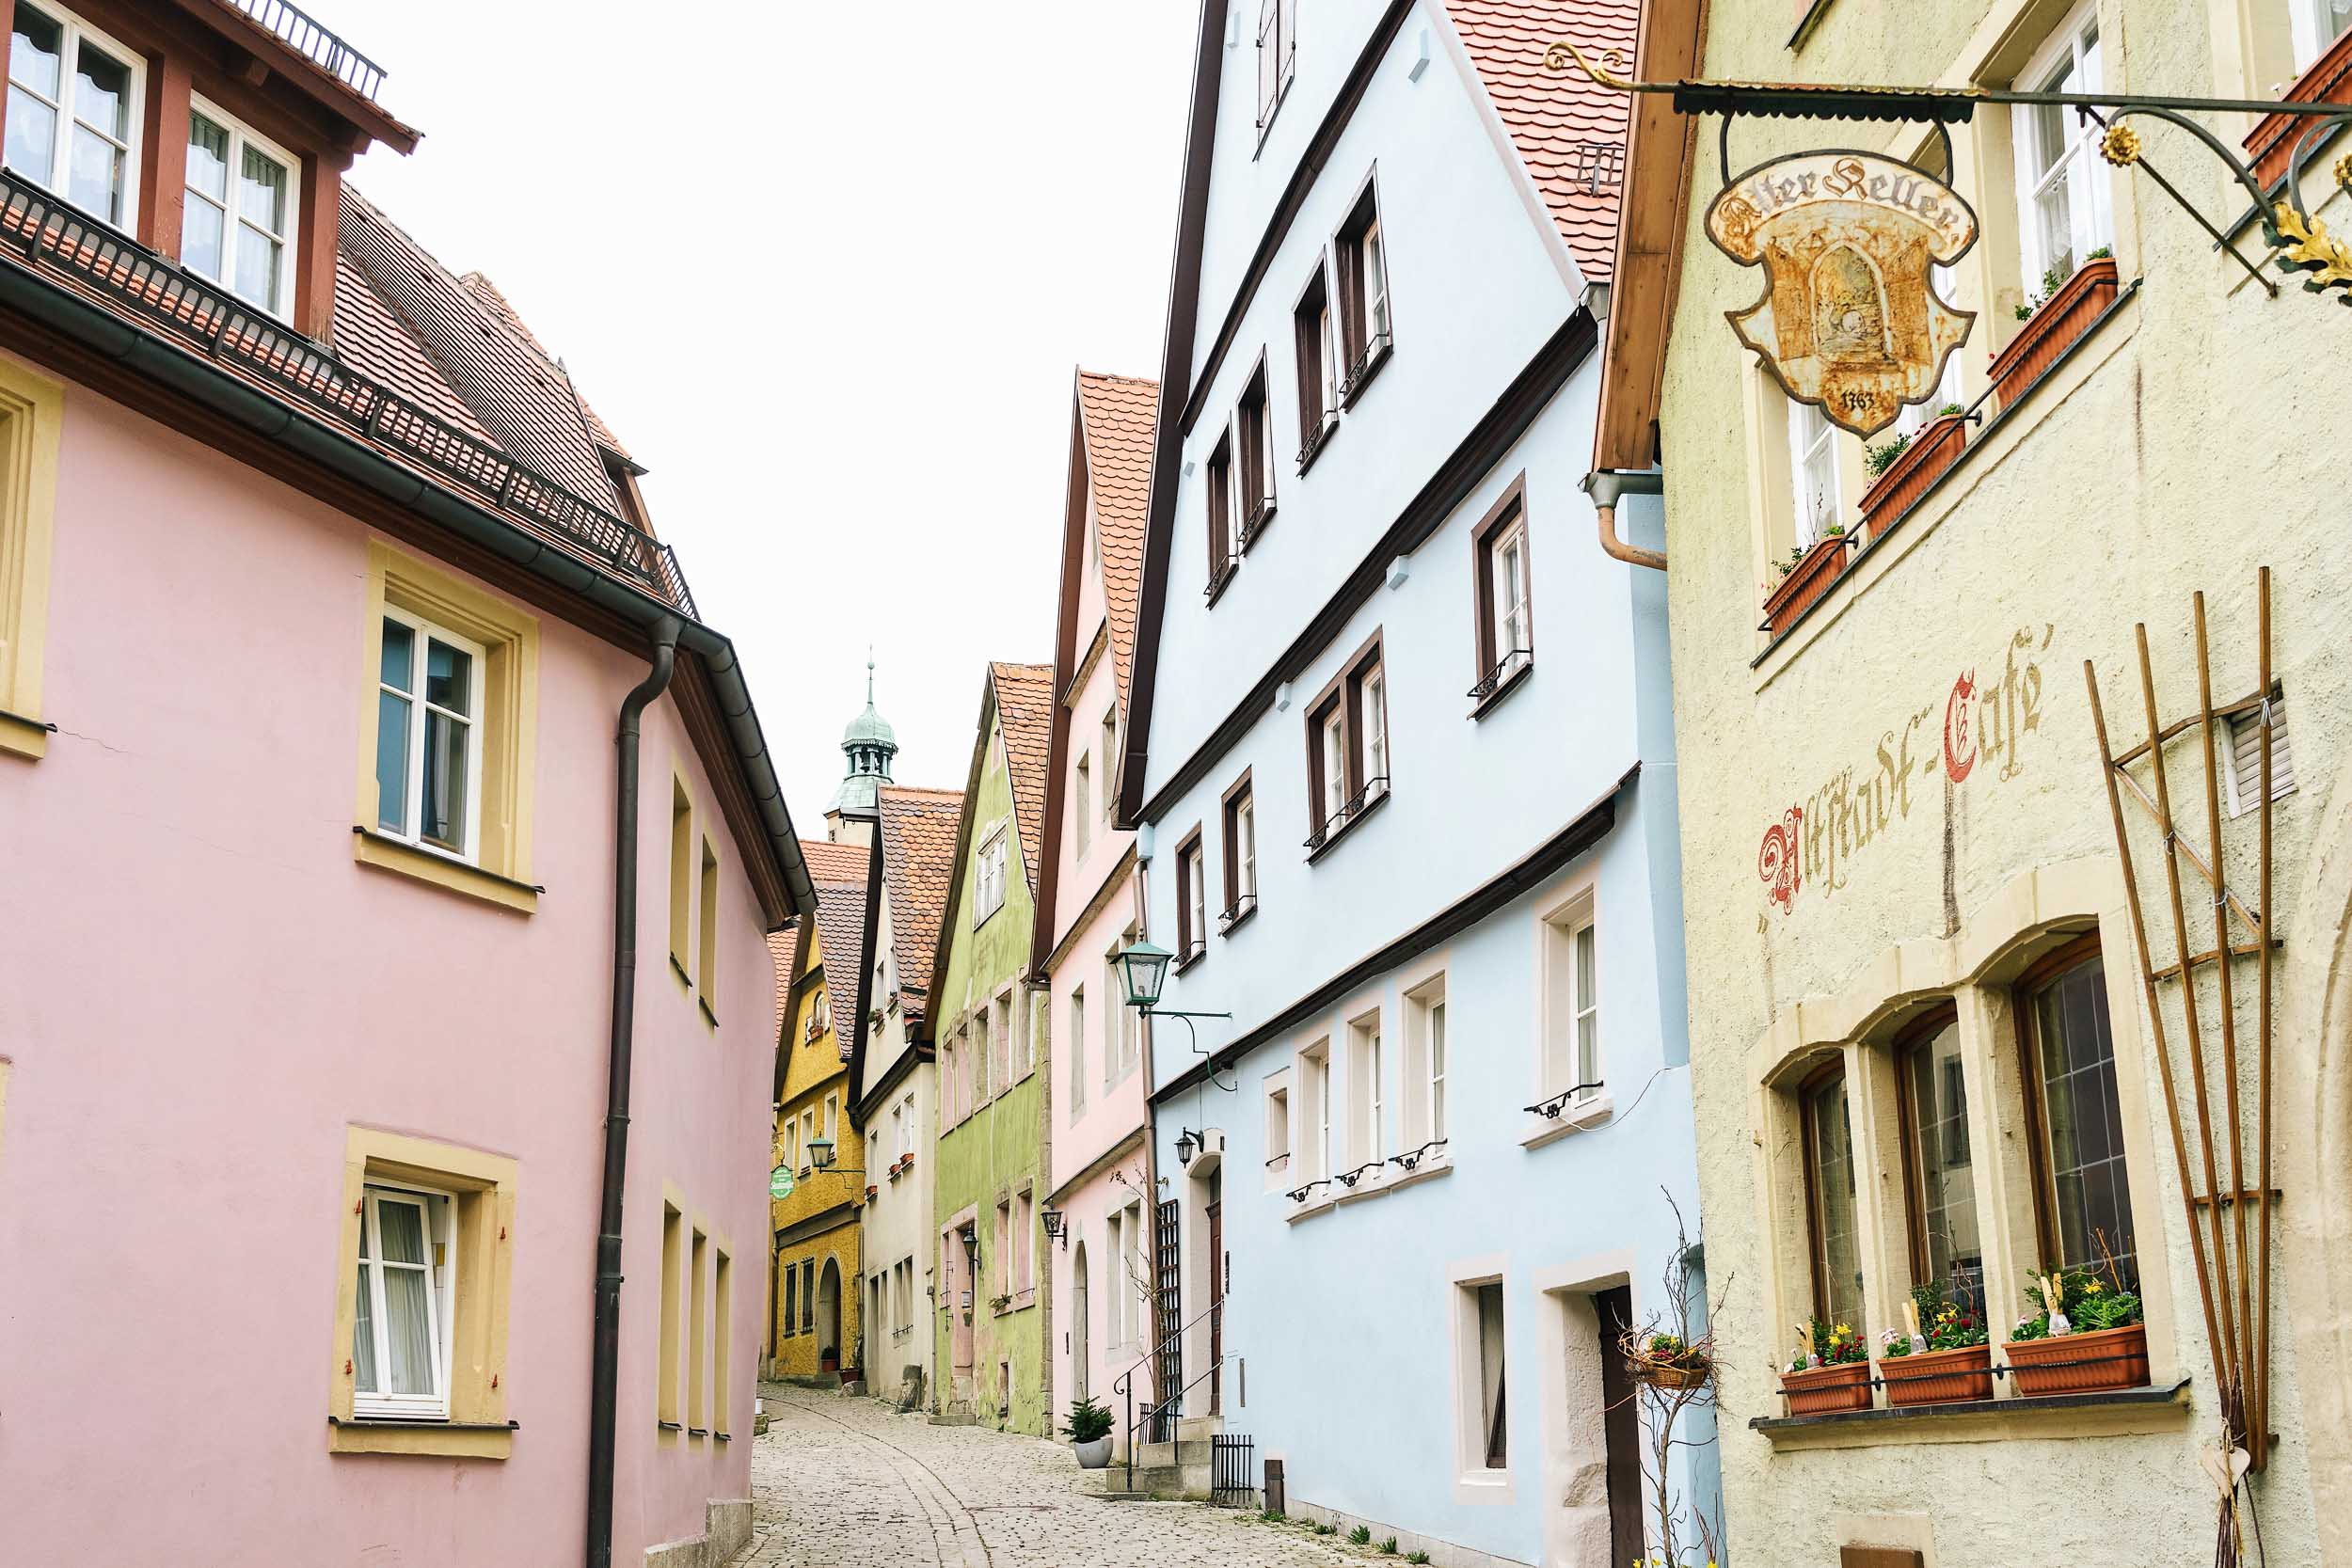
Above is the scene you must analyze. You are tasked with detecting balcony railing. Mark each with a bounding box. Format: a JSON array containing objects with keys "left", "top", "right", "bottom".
[
  {"left": 222, "top": 0, "right": 388, "bottom": 103},
  {"left": 0, "top": 170, "right": 697, "bottom": 619}
]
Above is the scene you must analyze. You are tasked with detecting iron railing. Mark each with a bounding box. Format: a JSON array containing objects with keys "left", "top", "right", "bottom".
[
  {"left": 0, "top": 171, "right": 697, "bottom": 619},
  {"left": 1304, "top": 775, "right": 1389, "bottom": 851},
  {"left": 1210, "top": 1433, "right": 1257, "bottom": 1508},
  {"left": 221, "top": 0, "right": 388, "bottom": 103}
]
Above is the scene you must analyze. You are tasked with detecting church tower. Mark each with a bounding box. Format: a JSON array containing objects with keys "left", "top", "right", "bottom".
[{"left": 825, "top": 657, "right": 896, "bottom": 846}]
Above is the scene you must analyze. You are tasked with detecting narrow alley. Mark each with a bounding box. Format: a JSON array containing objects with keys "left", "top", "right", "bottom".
[{"left": 739, "top": 1385, "right": 1371, "bottom": 1568}]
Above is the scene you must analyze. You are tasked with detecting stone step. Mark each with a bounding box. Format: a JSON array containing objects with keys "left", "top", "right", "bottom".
[
  {"left": 1077, "top": 1464, "right": 1210, "bottom": 1500},
  {"left": 1135, "top": 1438, "right": 1213, "bottom": 1466}
]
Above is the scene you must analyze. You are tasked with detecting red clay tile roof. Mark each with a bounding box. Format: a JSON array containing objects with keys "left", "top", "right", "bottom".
[
  {"left": 876, "top": 786, "right": 966, "bottom": 1020},
  {"left": 766, "top": 923, "right": 799, "bottom": 1029},
  {"left": 1073, "top": 372, "right": 1156, "bottom": 708},
  {"left": 1447, "top": 0, "right": 1637, "bottom": 284},
  {"left": 459, "top": 270, "right": 635, "bottom": 464},
  {"left": 800, "top": 840, "right": 871, "bottom": 1057},
  {"left": 338, "top": 190, "right": 627, "bottom": 512},
  {"left": 991, "top": 662, "right": 1057, "bottom": 896}
]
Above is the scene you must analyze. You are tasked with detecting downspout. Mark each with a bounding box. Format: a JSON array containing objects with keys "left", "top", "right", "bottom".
[
  {"left": 1583, "top": 467, "right": 1667, "bottom": 573},
  {"left": 586, "top": 616, "right": 682, "bottom": 1568}
]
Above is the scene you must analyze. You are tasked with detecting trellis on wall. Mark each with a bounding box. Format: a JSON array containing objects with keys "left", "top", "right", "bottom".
[{"left": 2083, "top": 568, "right": 2279, "bottom": 1566}]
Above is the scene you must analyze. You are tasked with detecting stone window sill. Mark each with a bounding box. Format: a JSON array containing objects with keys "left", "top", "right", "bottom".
[
  {"left": 0, "top": 705, "right": 52, "bottom": 760},
  {"left": 993, "top": 1287, "right": 1038, "bottom": 1318},
  {"left": 1518, "top": 1094, "right": 1614, "bottom": 1150},
  {"left": 327, "top": 1415, "right": 516, "bottom": 1460},
  {"left": 353, "top": 827, "right": 540, "bottom": 915},
  {"left": 1750, "top": 1378, "right": 2191, "bottom": 1451},
  {"left": 1305, "top": 784, "right": 1390, "bottom": 864}
]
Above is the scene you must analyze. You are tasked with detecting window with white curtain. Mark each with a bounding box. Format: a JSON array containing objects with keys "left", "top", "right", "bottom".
[
  {"left": 375, "top": 609, "right": 485, "bottom": 861},
  {"left": 2012, "top": 3, "right": 2112, "bottom": 291},
  {"left": 353, "top": 1182, "right": 453, "bottom": 1419},
  {"left": 1786, "top": 398, "right": 1842, "bottom": 547},
  {"left": 1543, "top": 896, "right": 1600, "bottom": 1102},
  {"left": 4, "top": 2, "right": 139, "bottom": 229},
  {"left": 2292, "top": 0, "right": 2352, "bottom": 70},
  {"left": 184, "top": 100, "right": 297, "bottom": 317},
  {"left": 976, "top": 822, "right": 1009, "bottom": 921}
]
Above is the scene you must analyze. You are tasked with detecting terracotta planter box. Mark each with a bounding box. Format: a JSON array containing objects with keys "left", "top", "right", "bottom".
[
  {"left": 2003, "top": 1323, "right": 2149, "bottom": 1397},
  {"left": 1878, "top": 1343, "right": 1994, "bottom": 1407},
  {"left": 1762, "top": 532, "right": 1851, "bottom": 638},
  {"left": 2244, "top": 26, "right": 2352, "bottom": 190},
  {"left": 1989, "top": 258, "right": 2120, "bottom": 413},
  {"left": 1859, "top": 415, "right": 1966, "bottom": 537},
  {"left": 1780, "top": 1361, "right": 1874, "bottom": 1416}
]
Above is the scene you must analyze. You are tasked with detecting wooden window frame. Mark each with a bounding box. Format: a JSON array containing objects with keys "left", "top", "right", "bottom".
[
  {"left": 1254, "top": 0, "right": 1297, "bottom": 139},
  {"left": 1469, "top": 476, "right": 1535, "bottom": 715},
  {"left": 1174, "top": 826, "right": 1206, "bottom": 968},
  {"left": 1302, "top": 630, "right": 1389, "bottom": 859},
  {"left": 1234, "top": 356, "right": 1277, "bottom": 549},
  {"left": 1333, "top": 171, "right": 1394, "bottom": 407},
  {"left": 2012, "top": 931, "right": 2136, "bottom": 1278},
  {"left": 1797, "top": 1057, "right": 1851, "bottom": 1324},
  {"left": 1292, "top": 260, "right": 1339, "bottom": 470},
  {"left": 1204, "top": 428, "right": 1238, "bottom": 602},
  {"left": 1220, "top": 769, "right": 1258, "bottom": 931},
  {"left": 1889, "top": 1003, "right": 1963, "bottom": 1288}
]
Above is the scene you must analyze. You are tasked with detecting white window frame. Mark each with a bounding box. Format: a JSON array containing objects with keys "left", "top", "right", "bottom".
[
  {"left": 1074, "top": 752, "right": 1092, "bottom": 861},
  {"left": 4, "top": 0, "right": 143, "bottom": 232},
  {"left": 976, "top": 822, "right": 1009, "bottom": 922},
  {"left": 1405, "top": 975, "right": 1448, "bottom": 1148},
  {"left": 1542, "top": 893, "right": 1601, "bottom": 1104},
  {"left": 1263, "top": 1066, "right": 1293, "bottom": 1190},
  {"left": 2291, "top": 0, "right": 2352, "bottom": 71},
  {"left": 1298, "top": 1038, "right": 1331, "bottom": 1180},
  {"left": 183, "top": 94, "right": 300, "bottom": 320},
  {"left": 1348, "top": 1011, "right": 1384, "bottom": 1166},
  {"left": 1491, "top": 522, "right": 1531, "bottom": 660},
  {"left": 1320, "top": 707, "right": 1347, "bottom": 820},
  {"left": 1363, "top": 664, "right": 1390, "bottom": 796},
  {"left": 1183, "top": 840, "right": 1207, "bottom": 958},
  {"left": 1786, "top": 396, "right": 1842, "bottom": 549},
  {"left": 353, "top": 1179, "right": 454, "bottom": 1420},
  {"left": 1362, "top": 218, "right": 1391, "bottom": 347},
  {"left": 376, "top": 605, "right": 488, "bottom": 864},
  {"left": 2010, "top": 2, "right": 2112, "bottom": 293}
]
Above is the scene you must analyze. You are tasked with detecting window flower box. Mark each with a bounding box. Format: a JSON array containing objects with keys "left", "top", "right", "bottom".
[
  {"left": 1858, "top": 414, "right": 1966, "bottom": 538},
  {"left": 865, "top": 1184, "right": 879, "bottom": 1200},
  {"left": 1761, "top": 531, "right": 1849, "bottom": 638},
  {"left": 1778, "top": 1362, "right": 1873, "bottom": 1415},
  {"left": 2003, "top": 1323, "right": 2149, "bottom": 1396},
  {"left": 1989, "top": 256, "right": 2119, "bottom": 413},
  {"left": 1878, "top": 1343, "right": 1994, "bottom": 1406},
  {"left": 2243, "top": 26, "right": 2352, "bottom": 190}
]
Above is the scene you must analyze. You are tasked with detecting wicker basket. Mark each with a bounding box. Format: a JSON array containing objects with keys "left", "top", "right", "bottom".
[{"left": 1629, "top": 1354, "right": 1711, "bottom": 1391}]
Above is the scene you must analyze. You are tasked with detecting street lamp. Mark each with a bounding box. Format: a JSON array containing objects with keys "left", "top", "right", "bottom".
[
  {"left": 1041, "top": 1209, "right": 1067, "bottom": 1248},
  {"left": 1113, "top": 939, "right": 1175, "bottom": 1012},
  {"left": 807, "top": 1135, "right": 835, "bottom": 1170},
  {"left": 1175, "top": 1128, "right": 1199, "bottom": 1167}
]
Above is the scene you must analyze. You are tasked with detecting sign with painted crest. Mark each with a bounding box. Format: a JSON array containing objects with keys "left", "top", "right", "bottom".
[{"left": 1706, "top": 150, "right": 1978, "bottom": 438}]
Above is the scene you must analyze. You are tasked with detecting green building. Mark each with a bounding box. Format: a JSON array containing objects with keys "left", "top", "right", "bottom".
[{"left": 929, "top": 661, "right": 1057, "bottom": 1431}]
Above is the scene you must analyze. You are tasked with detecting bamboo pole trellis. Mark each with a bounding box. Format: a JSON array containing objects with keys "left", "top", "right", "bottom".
[{"left": 2083, "top": 569, "right": 2280, "bottom": 1560}]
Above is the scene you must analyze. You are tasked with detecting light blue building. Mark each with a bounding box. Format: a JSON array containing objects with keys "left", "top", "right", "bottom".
[{"left": 1110, "top": 3, "right": 1717, "bottom": 1563}]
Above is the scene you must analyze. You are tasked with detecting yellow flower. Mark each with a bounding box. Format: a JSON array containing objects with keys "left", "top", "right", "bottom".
[{"left": 2087, "top": 1280, "right": 2104, "bottom": 1295}]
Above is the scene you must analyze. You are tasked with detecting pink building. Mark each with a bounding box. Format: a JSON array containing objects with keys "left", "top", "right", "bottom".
[
  {"left": 0, "top": 8, "right": 813, "bottom": 1564},
  {"left": 1034, "top": 371, "right": 1162, "bottom": 1449}
]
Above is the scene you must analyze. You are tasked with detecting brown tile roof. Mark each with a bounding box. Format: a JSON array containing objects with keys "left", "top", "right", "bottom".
[
  {"left": 339, "top": 191, "right": 626, "bottom": 510},
  {"left": 459, "top": 270, "right": 635, "bottom": 464},
  {"left": 766, "top": 923, "right": 800, "bottom": 1032},
  {"left": 1074, "top": 372, "right": 1156, "bottom": 708},
  {"left": 1447, "top": 0, "right": 1637, "bottom": 284},
  {"left": 991, "top": 662, "right": 1057, "bottom": 896},
  {"left": 875, "top": 786, "right": 966, "bottom": 1021},
  {"left": 801, "top": 841, "right": 871, "bottom": 1058}
]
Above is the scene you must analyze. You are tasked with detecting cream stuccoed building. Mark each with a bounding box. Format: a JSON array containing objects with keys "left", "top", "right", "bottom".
[{"left": 1597, "top": 0, "right": 2352, "bottom": 1564}]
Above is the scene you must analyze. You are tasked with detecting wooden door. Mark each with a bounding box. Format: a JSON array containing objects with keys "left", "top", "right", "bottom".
[{"left": 1596, "top": 1286, "right": 1647, "bottom": 1563}]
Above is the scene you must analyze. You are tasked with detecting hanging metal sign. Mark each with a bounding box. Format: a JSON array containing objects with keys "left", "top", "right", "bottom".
[
  {"left": 1706, "top": 149, "right": 1978, "bottom": 438},
  {"left": 770, "top": 1165, "right": 794, "bottom": 1199}
]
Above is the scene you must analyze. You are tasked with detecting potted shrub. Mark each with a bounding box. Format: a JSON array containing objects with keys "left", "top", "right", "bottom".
[
  {"left": 1063, "top": 1394, "right": 1115, "bottom": 1469},
  {"left": 2004, "top": 1261, "right": 2148, "bottom": 1396},
  {"left": 1626, "top": 1330, "right": 1711, "bottom": 1391},
  {"left": 1989, "top": 248, "right": 2119, "bottom": 412},
  {"left": 1761, "top": 525, "right": 1849, "bottom": 638},
  {"left": 818, "top": 1345, "right": 839, "bottom": 1373},
  {"left": 1780, "top": 1317, "right": 1873, "bottom": 1415},
  {"left": 1877, "top": 1281, "right": 1994, "bottom": 1406},
  {"left": 1858, "top": 405, "right": 1966, "bottom": 536}
]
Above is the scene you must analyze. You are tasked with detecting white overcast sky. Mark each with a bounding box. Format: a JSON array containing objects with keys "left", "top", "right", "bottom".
[{"left": 335, "top": 1, "right": 1197, "bottom": 827}]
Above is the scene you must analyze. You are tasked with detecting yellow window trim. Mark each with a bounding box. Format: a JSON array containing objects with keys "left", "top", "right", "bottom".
[
  {"left": 669, "top": 772, "right": 695, "bottom": 994},
  {"left": 0, "top": 356, "right": 64, "bottom": 762},
  {"left": 329, "top": 1126, "right": 518, "bottom": 1461},
  {"left": 353, "top": 542, "right": 540, "bottom": 897},
  {"left": 352, "top": 829, "right": 540, "bottom": 915}
]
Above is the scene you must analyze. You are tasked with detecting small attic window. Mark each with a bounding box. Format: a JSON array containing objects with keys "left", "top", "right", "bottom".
[
  {"left": 183, "top": 100, "right": 297, "bottom": 319},
  {"left": 2225, "top": 693, "right": 2295, "bottom": 816}
]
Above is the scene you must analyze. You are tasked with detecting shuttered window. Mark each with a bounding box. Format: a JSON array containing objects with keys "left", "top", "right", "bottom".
[{"left": 2227, "top": 697, "right": 2294, "bottom": 816}]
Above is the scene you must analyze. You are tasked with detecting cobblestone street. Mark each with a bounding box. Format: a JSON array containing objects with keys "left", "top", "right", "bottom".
[{"left": 738, "top": 1384, "right": 1370, "bottom": 1568}]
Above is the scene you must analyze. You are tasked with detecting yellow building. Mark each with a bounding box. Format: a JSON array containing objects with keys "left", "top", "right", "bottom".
[{"left": 768, "top": 838, "right": 873, "bottom": 1381}]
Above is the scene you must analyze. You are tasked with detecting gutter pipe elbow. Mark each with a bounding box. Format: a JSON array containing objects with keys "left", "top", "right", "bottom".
[{"left": 1583, "top": 468, "right": 1667, "bottom": 573}]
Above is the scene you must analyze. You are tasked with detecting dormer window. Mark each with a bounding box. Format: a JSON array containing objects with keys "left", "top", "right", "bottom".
[
  {"left": 184, "top": 103, "right": 298, "bottom": 318},
  {"left": 5, "top": 1, "right": 141, "bottom": 230}
]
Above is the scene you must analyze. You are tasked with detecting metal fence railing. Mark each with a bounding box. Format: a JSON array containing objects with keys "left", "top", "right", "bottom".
[
  {"left": 0, "top": 171, "right": 697, "bottom": 620},
  {"left": 221, "top": 0, "right": 388, "bottom": 103}
]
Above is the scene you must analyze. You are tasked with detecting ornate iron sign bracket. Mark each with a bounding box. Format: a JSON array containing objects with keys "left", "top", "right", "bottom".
[{"left": 1548, "top": 41, "right": 2352, "bottom": 306}]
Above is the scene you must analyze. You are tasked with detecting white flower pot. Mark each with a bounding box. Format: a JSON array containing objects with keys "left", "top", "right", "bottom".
[{"left": 1073, "top": 1436, "right": 1114, "bottom": 1470}]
